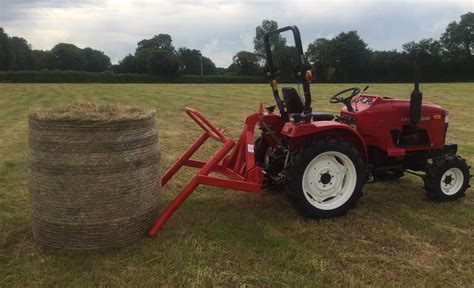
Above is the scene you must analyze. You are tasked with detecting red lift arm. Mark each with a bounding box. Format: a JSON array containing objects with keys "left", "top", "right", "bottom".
[{"left": 148, "top": 107, "right": 264, "bottom": 237}]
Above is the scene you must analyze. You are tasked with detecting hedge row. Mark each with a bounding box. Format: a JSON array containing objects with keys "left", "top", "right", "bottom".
[
  {"left": 0, "top": 70, "right": 265, "bottom": 84},
  {"left": 178, "top": 74, "right": 264, "bottom": 83}
]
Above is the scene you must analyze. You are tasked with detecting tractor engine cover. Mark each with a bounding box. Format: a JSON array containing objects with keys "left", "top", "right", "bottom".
[{"left": 341, "top": 94, "right": 448, "bottom": 156}]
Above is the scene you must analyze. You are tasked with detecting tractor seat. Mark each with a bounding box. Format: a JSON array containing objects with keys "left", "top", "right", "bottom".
[
  {"left": 311, "top": 112, "right": 334, "bottom": 121},
  {"left": 282, "top": 87, "right": 304, "bottom": 114},
  {"left": 291, "top": 112, "right": 335, "bottom": 123},
  {"left": 282, "top": 87, "right": 334, "bottom": 122}
]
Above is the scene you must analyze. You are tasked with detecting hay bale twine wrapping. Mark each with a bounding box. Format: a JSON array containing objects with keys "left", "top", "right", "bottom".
[{"left": 28, "top": 102, "right": 160, "bottom": 250}]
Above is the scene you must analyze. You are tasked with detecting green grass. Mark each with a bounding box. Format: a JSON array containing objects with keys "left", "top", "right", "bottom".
[{"left": 1, "top": 83, "right": 473, "bottom": 286}]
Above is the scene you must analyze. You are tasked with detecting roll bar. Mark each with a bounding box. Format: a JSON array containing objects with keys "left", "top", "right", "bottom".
[{"left": 264, "top": 25, "right": 312, "bottom": 114}]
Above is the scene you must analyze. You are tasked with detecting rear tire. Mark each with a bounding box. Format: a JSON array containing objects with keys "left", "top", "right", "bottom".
[
  {"left": 424, "top": 155, "right": 471, "bottom": 201},
  {"left": 287, "top": 137, "right": 366, "bottom": 218}
]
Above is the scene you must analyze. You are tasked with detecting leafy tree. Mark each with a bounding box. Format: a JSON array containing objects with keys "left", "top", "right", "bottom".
[
  {"left": 0, "top": 29, "right": 35, "bottom": 70},
  {"left": 137, "top": 34, "right": 175, "bottom": 53},
  {"left": 8, "top": 36, "right": 35, "bottom": 70},
  {"left": 50, "top": 43, "right": 86, "bottom": 70},
  {"left": 305, "top": 31, "right": 369, "bottom": 82},
  {"left": 177, "top": 48, "right": 202, "bottom": 74},
  {"left": 0, "top": 28, "right": 13, "bottom": 70},
  {"left": 367, "top": 50, "right": 410, "bottom": 82},
  {"left": 402, "top": 38, "right": 444, "bottom": 81},
  {"left": 306, "top": 38, "right": 335, "bottom": 81},
  {"left": 273, "top": 46, "right": 300, "bottom": 82},
  {"left": 228, "top": 51, "right": 261, "bottom": 76},
  {"left": 146, "top": 49, "right": 179, "bottom": 77},
  {"left": 82, "top": 47, "right": 111, "bottom": 72},
  {"left": 438, "top": 12, "right": 474, "bottom": 81},
  {"left": 129, "top": 34, "right": 180, "bottom": 77},
  {"left": 215, "top": 67, "right": 228, "bottom": 75},
  {"left": 332, "top": 31, "right": 370, "bottom": 82},
  {"left": 114, "top": 54, "right": 136, "bottom": 73},
  {"left": 201, "top": 56, "right": 217, "bottom": 75},
  {"left": 134, "top": 48, "right": 153, "bottom": 74},
  {"left": 33, "top": 50, "right": 55, "bottom": 70},
  {"left": 0, "top": 28, "right": 110, "bottom": 72},
  {"left": 403, "top": 38, "right": 442, "bottom": 56},
  {"left": 253, "top": 20, "right": 287, "bottom": 61},
  {"left": 441, "top": 12, "right": 473, "bottom": 59}
]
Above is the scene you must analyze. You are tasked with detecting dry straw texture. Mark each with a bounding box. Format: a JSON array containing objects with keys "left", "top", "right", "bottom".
[{"left": 28, "top": 102, "right": 160, "bottom": 250}]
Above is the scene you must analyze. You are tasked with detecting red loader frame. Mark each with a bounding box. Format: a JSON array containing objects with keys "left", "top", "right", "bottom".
[{"left": 148, "top": 107, "right": 263, "bottom": 237}]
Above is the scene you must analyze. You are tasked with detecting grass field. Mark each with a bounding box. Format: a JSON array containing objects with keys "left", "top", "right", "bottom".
[{"left": 1, "top": 83, "right": 473, "bottom": 286}]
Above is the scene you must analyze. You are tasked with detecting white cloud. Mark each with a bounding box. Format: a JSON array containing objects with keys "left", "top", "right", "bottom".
[{"left": 0, "top": 0, "right": 472, "bottom": 67}]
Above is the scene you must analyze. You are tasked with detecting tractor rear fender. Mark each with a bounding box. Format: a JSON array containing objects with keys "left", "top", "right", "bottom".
[{"left": 281, "top": 121, "right": 368, "bottom": 165}]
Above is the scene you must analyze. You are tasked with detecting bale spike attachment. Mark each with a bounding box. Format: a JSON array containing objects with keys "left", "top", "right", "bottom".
[{"left": 148, "top": 107, "right": 263, "bottom": 237}]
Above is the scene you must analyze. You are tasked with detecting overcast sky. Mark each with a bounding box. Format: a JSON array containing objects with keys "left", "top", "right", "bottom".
[{"left": 0, "top": 0, "right": 472, "bottom": 67}]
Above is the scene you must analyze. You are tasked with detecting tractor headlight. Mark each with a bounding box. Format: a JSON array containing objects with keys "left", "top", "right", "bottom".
[{"left": 444, "top": 115, "right": 448, "bottom": 124}]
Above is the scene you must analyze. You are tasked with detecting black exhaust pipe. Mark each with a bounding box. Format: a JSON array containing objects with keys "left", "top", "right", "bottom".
[{"left": 409, "top": 53, "right": 422, "bottom": 125}]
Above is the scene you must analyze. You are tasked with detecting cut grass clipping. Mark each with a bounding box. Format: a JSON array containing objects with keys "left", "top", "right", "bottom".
[{"left": 28, "top": 102, "right": 161, "bottom": 250}]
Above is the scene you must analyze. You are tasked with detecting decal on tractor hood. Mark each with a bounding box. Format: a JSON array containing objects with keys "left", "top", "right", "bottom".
[
  {"left": 401, "top": 116, "right": 430, "bottom": 122},
  {"left": 353, "top": 96, "right": 374, "bottom": 105}
]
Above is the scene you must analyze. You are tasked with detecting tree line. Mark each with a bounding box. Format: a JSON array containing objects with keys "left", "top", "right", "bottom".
[
  {"left": 238, "top": 12, "right": 472, "bottom": 82},
  {"left": 0, "top": 28, "right": 218, "bottom": 78},
  {"left": 0, "top": 30, "right": 111, "bottom": 72},
  {"left": 0, "top": 12, "right": 472, "bottom": 82},
  {"left": 113, "top": 34, "right": 217, "bottom": 78},
  {"left": 306, "top": 12, "right": 473, "bottom": 82}
]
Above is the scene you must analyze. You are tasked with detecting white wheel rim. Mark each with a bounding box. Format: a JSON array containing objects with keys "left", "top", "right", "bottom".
[
  {"left": 440, "top": 167, "right": 464, "bottom": 195},
  {"left": 302, "top": 151, "right": 357, "bottom": 210}
]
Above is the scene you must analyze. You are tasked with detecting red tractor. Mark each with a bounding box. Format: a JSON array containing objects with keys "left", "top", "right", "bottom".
[
  {"left": 148, "top": 26, "right": 471, "bottom": 236},
  {"left": 255, "top": 25, "right": 471, "bottom": 217}
]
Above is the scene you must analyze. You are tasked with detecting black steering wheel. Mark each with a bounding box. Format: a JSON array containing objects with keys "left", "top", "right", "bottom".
[{"left": 329, "top": 87, "right": 360, "bottom": 112}]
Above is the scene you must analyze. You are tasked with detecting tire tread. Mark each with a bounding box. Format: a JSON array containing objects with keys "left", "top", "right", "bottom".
[
  {"left": 286, "top": 136, "right": 366, "bottom": 218},
  {"left": 423, "top": 154, "right": 470, "bottom": 201}
]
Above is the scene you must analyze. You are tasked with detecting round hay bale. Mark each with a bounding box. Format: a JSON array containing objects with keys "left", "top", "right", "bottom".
[{"left": 28, "top": 102, "right": 160, "bottom": 250}]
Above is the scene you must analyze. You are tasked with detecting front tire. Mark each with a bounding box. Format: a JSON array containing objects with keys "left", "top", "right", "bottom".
[
  {"left": 287, "top": 137, "right": 366, "bottom": 218},
  {"left": 424, "top": 155, "right": 471, "bottom": 201}
]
